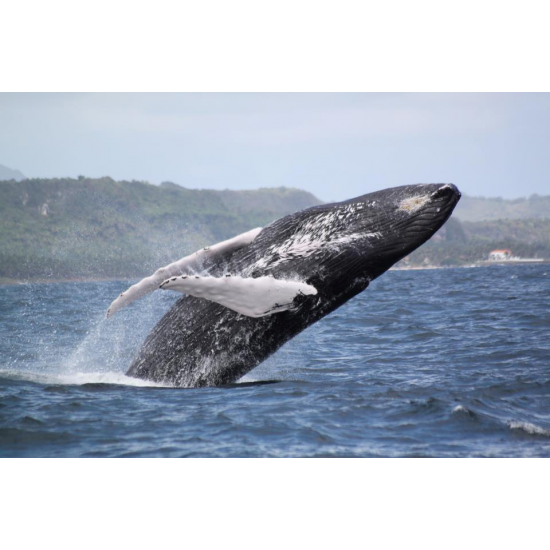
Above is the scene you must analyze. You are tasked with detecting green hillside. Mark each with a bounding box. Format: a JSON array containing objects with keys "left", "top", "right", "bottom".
[
  {"left": 1, "top": 176, "right": 548, "bottom": 279},
  {"left": 0, "top": 177, "right": 321, "bottom": 280}
]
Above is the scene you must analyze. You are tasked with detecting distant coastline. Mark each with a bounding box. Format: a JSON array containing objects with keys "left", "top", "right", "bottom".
[{"left": 2, "top": 261, "right": 548, "bottom": 286}]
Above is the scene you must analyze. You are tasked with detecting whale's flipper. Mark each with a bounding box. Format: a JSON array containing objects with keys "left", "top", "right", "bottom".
[
  {"left": 106, "top": 228, "right": 262, "bottom": 318},
  {"left": 159, "top": 275, "right": 317, "bottom": 318}
]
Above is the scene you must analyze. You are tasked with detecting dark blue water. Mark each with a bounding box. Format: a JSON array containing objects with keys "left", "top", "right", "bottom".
[{"left": 1, "top": 265, "right": 549, "bottom": 457}]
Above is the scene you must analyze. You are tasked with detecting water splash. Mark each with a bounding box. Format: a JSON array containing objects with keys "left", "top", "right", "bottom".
[
  {"left": 0, "top": 280, "right": 179, "bottom": 387},
  {"left": 58, "top": 291, "right": 179, "bottom": 385}
]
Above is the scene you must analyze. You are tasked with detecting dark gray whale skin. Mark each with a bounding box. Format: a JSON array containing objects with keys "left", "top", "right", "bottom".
[{"left": 127, "top": 183, "right": 461, "bottom": 387}]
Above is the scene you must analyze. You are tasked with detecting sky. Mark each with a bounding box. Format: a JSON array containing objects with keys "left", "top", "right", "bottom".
[{"left": 0, "top": 93, "right": 548, "bottom": 201}]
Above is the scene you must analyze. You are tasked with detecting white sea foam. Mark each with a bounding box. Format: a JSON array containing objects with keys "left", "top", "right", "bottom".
[
  {"left": 57, "top": 371, "right": 169, "bottom": 387},
  {"left": 508, "top": 421, "right": 550, "bottom": 436},
  {"left": 0, "top": 368, "right": 169, "bottom": 387}
]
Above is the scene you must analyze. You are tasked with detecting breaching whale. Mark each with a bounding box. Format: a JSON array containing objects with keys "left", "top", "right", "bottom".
[{"left": 107, "top": 183, "right": 461, "bottom": 387}]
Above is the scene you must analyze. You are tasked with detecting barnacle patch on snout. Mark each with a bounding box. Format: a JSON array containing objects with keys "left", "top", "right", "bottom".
[{"left": 398, "top": 194, "right": 430, "bottom": 214}]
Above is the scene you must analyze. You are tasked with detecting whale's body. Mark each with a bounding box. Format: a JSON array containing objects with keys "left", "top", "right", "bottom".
[{"left": 115, "top": 183, "right": 460, "bottom": 387}]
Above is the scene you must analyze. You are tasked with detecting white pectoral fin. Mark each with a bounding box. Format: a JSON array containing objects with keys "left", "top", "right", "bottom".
[
  {"left": 160, "top": 275, "right": 318, "bottom": 318},
  {"left": 106, "top": 227, "right": 262, "bottom": 318}
]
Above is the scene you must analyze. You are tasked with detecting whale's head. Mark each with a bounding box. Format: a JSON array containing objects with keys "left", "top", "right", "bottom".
[
  {"left": 336, "top": 182, "right": 461, "bottom": 279},
  {"left": 248, "top": 183, "right": 461, "bottom": 295}
]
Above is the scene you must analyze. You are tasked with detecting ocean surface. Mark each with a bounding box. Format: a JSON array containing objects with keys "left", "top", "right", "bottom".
[{"left": 1, "top": 264, "right": 549, "bottom": 457}]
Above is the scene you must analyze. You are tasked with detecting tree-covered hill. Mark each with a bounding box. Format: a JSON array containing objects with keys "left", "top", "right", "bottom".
[
  {"left": 0, "top": 177, "right": 321, "bottom": 280},
  {"left": 1, "top": 176, "right": 549, "bottom": 279},
  {"left": 453, "top": 193, "right": 550, "bottom": 222}
]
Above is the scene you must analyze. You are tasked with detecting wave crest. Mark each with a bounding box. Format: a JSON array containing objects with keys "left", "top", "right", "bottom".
[{"left": 508, "top": 421, "right": 550, "bottom": 437}]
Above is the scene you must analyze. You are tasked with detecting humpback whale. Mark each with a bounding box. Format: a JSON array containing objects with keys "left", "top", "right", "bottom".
[{"left": 107, "top": 183, "right": 460, "bottom": 387}]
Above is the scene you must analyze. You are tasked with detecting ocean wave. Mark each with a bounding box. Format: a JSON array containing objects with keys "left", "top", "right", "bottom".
[
  {"left": 507, "top": 421, "right": 550, "bottom": 437},
  {"left": 452, "top": 405, "right": 479, "bottom": 420},
  {"left": 0, "top": 427, "right": 72, "bottom": 447}
]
